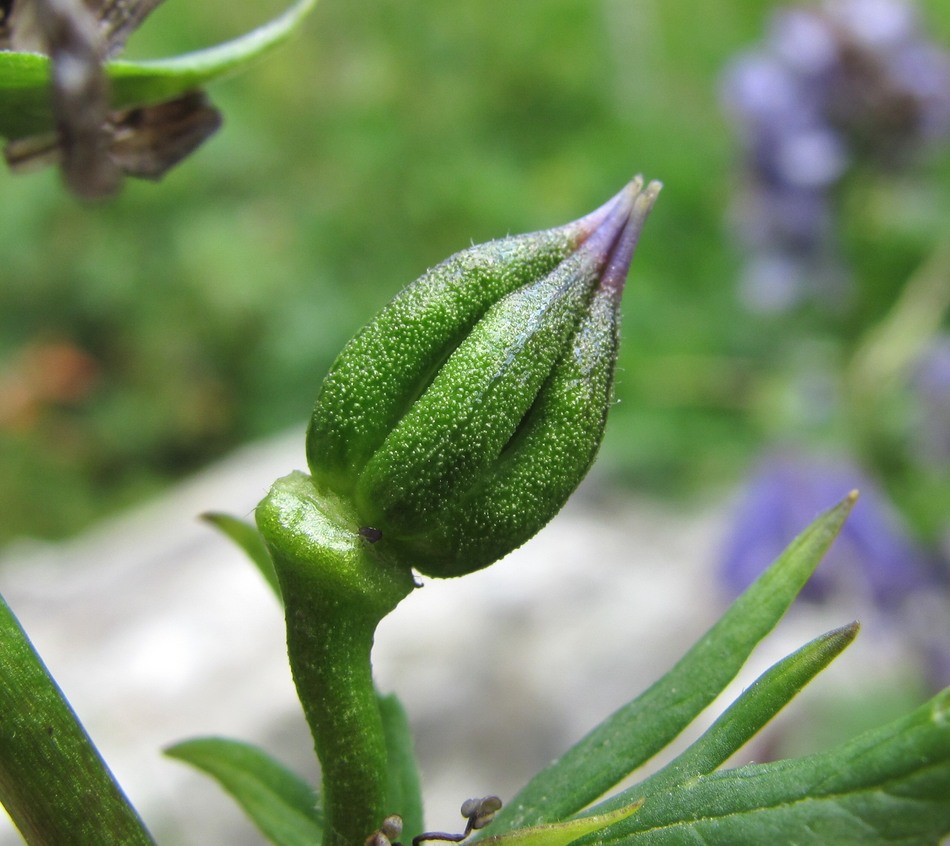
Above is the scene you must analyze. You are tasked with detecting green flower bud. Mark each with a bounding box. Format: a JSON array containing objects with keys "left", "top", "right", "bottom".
[{"left": 307, "top": 177, "right": 660, "bottom": 577}]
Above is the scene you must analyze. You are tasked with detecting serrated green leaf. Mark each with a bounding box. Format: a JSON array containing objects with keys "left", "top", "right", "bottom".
[
  {"left": 202, "top": 512, "right": 282, "bottom": 601},
  {"left": 0, "top": 593, "right": 154, "bottom": 845},
  {"left": 592, "top": 688, "right": 950, "bottom": 845},
  {"left": 486, "top": 493, "right": 857, "bottom": 836},
  {"left": 378, "top": 692, "right": 425, "bottom": 840},
  {"left": 0, "top": 0, "right": 317, "bottom": 139},
  {"left": 165, "top": 736, "right": 321, "bottom": 846}
]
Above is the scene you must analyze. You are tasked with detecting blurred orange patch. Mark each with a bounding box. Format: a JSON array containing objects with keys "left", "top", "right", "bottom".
[{"left": 0, "top": 340, "right": 100, "bottom": 430}]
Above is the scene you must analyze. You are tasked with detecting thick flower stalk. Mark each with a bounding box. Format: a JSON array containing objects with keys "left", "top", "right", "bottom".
[{"left": 257, "top": 177, "right": 659, "bottom": 846}]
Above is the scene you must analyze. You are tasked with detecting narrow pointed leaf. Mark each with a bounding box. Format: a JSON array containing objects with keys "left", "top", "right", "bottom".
[
  {"left": 378, "top": 693, "right": 424, "bottom": 840},
  {"left": 107, "top": 0, "right": 318, "bottom": 110},
  {"left": 202, "top": 512, "right": 281, "bottom": 601},
  {"left": 165, "top": 736, "right": 321, "bottom": 846},
  {"left": 597, "top": 622, "right": 859, "bottom": 814},
  {"left": 591, "top": 688, "right": 950, "bottom": 845},
  {"left": 0, "top": 593, "right": 155, "bottom": 845},
  {"left": 487, "top": 493, "right": 857, "bottom": 835},
  {"left": 0, "top": 0, "right": 317, "bottom": 139}
]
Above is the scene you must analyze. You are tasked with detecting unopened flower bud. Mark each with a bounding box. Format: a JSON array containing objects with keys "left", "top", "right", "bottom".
[{"left": 307, "top": 177, "right": 660, "bottom": 577}]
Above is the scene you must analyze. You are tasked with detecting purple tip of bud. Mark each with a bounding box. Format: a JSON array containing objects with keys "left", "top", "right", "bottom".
[
  {"left": 573, "top": 177, "right": 662, "bottom": 299},
  {"left": 602, "top": 178, "right": 662, "bottom": 297}
]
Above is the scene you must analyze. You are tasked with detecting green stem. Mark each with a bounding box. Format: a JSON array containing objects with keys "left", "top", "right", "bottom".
[
  {"left": 283, "top": 582, "right": 389, "bottom": 846},
  {"left": 257, "top": 472, "right": 416, "bottom": 846}
]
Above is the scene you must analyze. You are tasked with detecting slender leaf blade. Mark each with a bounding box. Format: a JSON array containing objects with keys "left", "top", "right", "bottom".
[
  {"left": 0, "top": 593, "right": 155, "bottom": 845},
  {"left": 593, "top": 688, "right": 950, "bottom": 845},
  {"left": 488, "top": 493, "right": 857, "bottom": 835},
  {"left": 379, "top": 692, "right": 425, "bottom": 840},
  {"left": 107, "top": 0, "right": 318, "bottom": 109},
  {"left": 598, "top": 622, "right": 860, "bottom": 812},
  {"left": 203, "top": 512, "right": 281, "bottom": 601},
  {"left": 165, "top": 736, "right": 321, "bottom": 846}
]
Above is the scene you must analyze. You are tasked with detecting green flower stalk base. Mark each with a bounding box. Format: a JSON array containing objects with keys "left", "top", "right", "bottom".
[{"left": 257, "top": 472, "right": 416, "bottom": 846}]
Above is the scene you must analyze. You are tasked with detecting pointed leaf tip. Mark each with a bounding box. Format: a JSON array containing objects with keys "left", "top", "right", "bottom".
[
  {"left": 165, "top": 736, "right": 322, "bottom": 846},
  {"left": 201, "top": 512, "right": 282, "bottom": 602}
]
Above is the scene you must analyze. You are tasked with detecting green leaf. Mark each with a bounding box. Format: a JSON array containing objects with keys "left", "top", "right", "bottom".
[
  {"left": 107, "top": 0, "right": 318, "bottom": 111},
  {"left": 481, "top": 801, "right": 642, "bottom": 846},
  {"left": 202, "top": 512, "right": 282, "bottom": 601},
  {"left": 600, "top": 622, "right": 860, "bottom": 811},
  {"left": 593, "top": 687, "right": 950, "bottom": 845},
  {"left": 0, "top": 592, "right": 155, "bottom": 845},
  {"left": 0, "top": 0, "right": 317, "bottom": 139},
  {"left": 0, "top": 52, "right": 58, "bottom": 140},
  {"left": 165, "top": 736, "right": 321, "bottom": 846},
  {"left": 487, "top": 493, "right": 857, "bottom": 835},
  {"left": 378, "top": 692, "right": 424, "bottom": 840}
]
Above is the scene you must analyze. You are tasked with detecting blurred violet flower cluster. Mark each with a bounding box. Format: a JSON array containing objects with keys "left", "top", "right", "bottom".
[
  {"left": 720, "top": 0, "right": 950, "bottom": 312},
  {"left": 718, "top": 451, "right": 950, "bottom": 689}
]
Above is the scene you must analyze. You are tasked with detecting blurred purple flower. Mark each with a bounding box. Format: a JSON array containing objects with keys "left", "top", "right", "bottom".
[
  {"left": 718, "top": 451, "right": 937, "bottom": 609},
  {"left": 720, "top": 0, "right": 950, "bottom": 313},
  {"left": 721, "top": 451, "right": 950, "bottom": 689}
]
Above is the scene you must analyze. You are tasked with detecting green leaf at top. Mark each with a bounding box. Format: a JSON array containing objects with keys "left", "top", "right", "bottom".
[
  {"left": 107, "top": 0, "right": 317, "bottom": 111},
  {"left": 0, "top": 51, "right": 59, "bottom": 139},
  {"left": 485, "top": 492, "right": 858, "bottom": 837},
  {"left": 165, "top": 736, "right": 321, "bottom": 846},
  {"left": 0, "top": 0, "right": 317, "bottom": 140},
  {"left": 591, "top": 687, "right": 950, "bottom": 846}
]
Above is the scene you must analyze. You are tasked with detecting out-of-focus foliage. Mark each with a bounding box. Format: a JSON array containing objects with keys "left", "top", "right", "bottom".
[{"left": 1, "top": 0, "right": 948, "bottom": 545}]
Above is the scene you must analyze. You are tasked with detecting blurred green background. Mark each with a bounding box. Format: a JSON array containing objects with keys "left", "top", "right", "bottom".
[{"left": 1, "top": 0, "right": 948, "bottom": 547}]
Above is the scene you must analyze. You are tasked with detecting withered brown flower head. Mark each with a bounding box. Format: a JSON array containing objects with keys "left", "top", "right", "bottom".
[{"left": 2, "top": 0, "right": 221, "bottom": 198}]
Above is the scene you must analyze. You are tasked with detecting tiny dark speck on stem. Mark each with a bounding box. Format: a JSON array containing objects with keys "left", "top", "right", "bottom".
[{"left": 359, "top": 526, "right": 383, "bottom": 544}]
